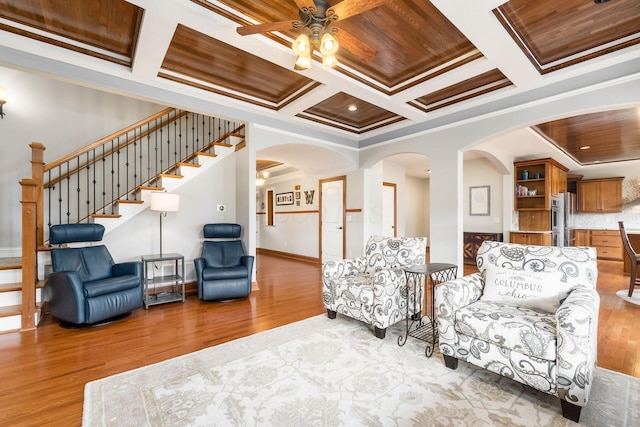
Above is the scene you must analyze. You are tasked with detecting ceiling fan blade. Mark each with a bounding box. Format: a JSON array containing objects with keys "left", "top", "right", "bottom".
[
  {"left": 334, "top": 29, "right": 377, "bottom": 61},
  {"left": 293, "top": 0, "right": 316, "bottom": 12},
  {"left": 237, "top": 20, "right": 299, "bottom": 36},
  {"left": 329, "top": 0, "right": 389, "bottom": 21}
]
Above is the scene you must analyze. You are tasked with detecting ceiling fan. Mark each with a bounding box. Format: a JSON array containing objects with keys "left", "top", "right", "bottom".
[{"left": 236, "top": 0, "right": 389, "bottom": 69}]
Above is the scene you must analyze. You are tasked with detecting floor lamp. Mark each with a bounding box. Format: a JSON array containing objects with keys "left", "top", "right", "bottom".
[{"left": 150, "top": 192, "right": 180, "bottom": 257}]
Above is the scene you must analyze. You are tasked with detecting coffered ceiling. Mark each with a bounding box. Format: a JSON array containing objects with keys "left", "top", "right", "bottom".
[{"left": 0, "top": 0, "right": 639, "bottom": 165}]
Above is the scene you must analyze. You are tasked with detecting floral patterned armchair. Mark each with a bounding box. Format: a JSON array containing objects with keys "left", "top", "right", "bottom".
[
  {"left": 322, "top": 235, "right": 427, "bottom": 339},
  {"left": 435, "top": 241, "right": 599, "bottom": 422}
]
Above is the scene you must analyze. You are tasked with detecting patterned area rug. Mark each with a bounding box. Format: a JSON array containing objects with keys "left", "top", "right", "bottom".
[{"left": 83, "top": 315, "right": 640, "bottom": 426}]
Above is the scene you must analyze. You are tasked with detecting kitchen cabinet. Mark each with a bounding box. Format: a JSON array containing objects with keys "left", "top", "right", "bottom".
[
  {"left": 573, "top": 229, "right": 624, "bottom": 260},
  {"left": 509, "top": 232, "right": 551, "bottom": 246},
  {"left": 463, "top": 232, "right": 503, "bottom": 264},
  {"left": 514, "top": 158, "right": 568, "bottom": 211},
  {"left": 590, "top": 230, "right": 623, "bottom": 260},
  {"left": 574, "top": 229, "right": 590, "bottom": 247},
  {"left": 578, "top": 177, "right": 623, "bottom": 213}
]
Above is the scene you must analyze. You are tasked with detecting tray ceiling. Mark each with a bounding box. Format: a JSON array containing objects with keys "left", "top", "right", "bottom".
[{"left": 0, "top": 0, "right": 638, "bottom": 165}]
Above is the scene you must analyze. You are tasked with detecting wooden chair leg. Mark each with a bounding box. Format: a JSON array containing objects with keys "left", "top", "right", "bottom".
[{"left": 629, "top": 263, "right": 637, "bottom": 297}]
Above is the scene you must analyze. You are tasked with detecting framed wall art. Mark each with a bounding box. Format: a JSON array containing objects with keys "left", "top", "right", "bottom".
[
  {"left": 469, "top": 185, "right": 490, "bottom": 216},
  {"left": 276, "top": 192, "right": 294, "bottom": 205}
]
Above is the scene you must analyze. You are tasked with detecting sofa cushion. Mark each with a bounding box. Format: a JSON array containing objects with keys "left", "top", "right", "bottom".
[
  {"left": 202, "top": 265, "right": 248, "bottom": 281},
  {"left": 481, "top": 266, "right": 573, "bottom": 313},
  {"left": 455, "top": 300, "right": 558, "bottom": 361},
  {"left": 83, "top": 275, "right": 140, "bottom": 298}
]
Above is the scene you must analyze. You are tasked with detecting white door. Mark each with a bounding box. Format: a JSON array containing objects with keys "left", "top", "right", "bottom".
[
  {"left": 321, "top": 178, "right": 345, "bottom": 263},
  {"left": 383, "top": 182, "right": 396, "bottom": 237}
]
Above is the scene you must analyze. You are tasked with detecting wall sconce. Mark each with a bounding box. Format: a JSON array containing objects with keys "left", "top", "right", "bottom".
[
  {"left": 0, "top": 87, "right": 7, "bottom": 119},
  {"left": 150, "top": 191, "right": 181, "bottom": 257}
]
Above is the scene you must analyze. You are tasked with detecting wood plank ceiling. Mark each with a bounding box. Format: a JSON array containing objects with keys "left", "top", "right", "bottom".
[{"left": 0, "top": 0, "right": 638, "bottom": 165}]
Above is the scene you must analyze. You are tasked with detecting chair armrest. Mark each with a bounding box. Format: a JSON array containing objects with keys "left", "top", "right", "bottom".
[
  {"left": 322, "top": 256, "right": 366, "bottom": 280},
  {"left": 435, "top": 272, "right": 485, "bottom": 354},
  {"left": 241, "top": 255, "right": 255, "bottom": 277},
  {"left": 44, "top": 271, "right": 86, "bottom": 324},
  {"left": 556, "top": 286, "right": 600, "bottom": 406},
  {"left": 322, "top": 257, "right": 367, "bottom": 310},
  {"left": 112, "top": 261, "right": 142, "bottom": 279}
]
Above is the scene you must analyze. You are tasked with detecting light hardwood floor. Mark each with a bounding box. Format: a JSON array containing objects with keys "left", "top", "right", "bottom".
[{"left": 0, "top": 253, "right": 637, "bottom": 425}]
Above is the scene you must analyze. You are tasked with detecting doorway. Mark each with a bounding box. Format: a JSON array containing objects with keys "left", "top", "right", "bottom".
[{"left": 320, "top": 176, "right": 346, "bottom": 263}]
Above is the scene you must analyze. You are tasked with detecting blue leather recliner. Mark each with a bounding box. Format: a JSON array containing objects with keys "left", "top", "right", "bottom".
[
  {"left": 44, "top": 223, "right": 143, "bottom": 326},
  {"left": 194, "top": 223, "right": 254, "bottom": 301}
]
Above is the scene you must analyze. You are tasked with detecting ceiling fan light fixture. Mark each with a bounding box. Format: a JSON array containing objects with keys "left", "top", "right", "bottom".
[
  {"left": 294, "top": 54, "right": 312, "bottom": 70},
  {"left": 322, "top": 54, "right": 338, "bottom": 68},
  {"left": 320, "top": 32, "right": 339, "bottom": 56},
  {"left": 292, "top": 33, "right": 311, "bottom": 56}
]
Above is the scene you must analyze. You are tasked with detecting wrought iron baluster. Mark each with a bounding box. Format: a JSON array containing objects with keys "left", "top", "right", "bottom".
[
  {"left": 111, "top": 139, "right": 115, "bottom": 211},
  {"left": 102, "top": 144, "right": 106, "bottom": 213}
]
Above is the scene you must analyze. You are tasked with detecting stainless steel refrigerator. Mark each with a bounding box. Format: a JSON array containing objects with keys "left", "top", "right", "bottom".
[{"left": 551, "top": 193, "right": 576, "bottom": 247}]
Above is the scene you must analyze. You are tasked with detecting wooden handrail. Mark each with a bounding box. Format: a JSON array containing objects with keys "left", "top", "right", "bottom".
[
  {"left": 44, "top": 107, "right": 176, "bottom": 172},
  {"left": 44, "top": 110, "right": 189, "bottom": 189}
]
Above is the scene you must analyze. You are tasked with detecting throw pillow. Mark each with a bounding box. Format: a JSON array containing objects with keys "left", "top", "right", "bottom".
[{"left": 481, "top": 266, "right": 573, "bottom": 313}]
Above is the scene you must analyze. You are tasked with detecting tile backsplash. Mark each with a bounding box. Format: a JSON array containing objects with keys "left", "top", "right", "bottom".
[{"left": 573, "top": 206, "right": 640, "bottom": 230}]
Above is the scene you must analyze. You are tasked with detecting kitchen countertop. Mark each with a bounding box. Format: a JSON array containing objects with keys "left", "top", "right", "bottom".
[{"left": 511, "top": 230, "right": 552, "bottom": 234}]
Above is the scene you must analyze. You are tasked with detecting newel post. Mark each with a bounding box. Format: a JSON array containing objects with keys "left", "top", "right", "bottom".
[
  {"left": 20, "top": 178, "right": 38, "bottom": 331},
  {"left": 30, "top": 142, "right": 46, "bottom": 247}
]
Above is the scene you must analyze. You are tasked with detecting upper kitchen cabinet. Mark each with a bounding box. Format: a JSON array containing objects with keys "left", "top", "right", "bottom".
[
  {"left": 578, "top": 177, "right": 624, "bottom": 213},
  {"left": 514, "top": 158, "right": 568, "bottom": 211}
]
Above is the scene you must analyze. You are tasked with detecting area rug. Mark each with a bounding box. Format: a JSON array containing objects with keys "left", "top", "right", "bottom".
[
  {"left": 616, "top": 289, "right": 640, "bottom": 306},
  {"left": 83, "top": 315, "right": 640, "bottom": 427}
]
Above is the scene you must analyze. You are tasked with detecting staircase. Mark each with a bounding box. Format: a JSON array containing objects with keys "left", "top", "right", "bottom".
[{"left": 0, "top": 108, "right": 245, "bottom": 333}]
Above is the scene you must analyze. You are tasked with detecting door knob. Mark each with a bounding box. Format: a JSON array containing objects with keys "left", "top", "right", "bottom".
[{"left": 337, "top": 226, "right": 343, "bottom": 229}]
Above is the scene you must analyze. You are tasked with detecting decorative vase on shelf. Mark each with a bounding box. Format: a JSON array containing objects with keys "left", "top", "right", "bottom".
[{"left": 521, "top": 170, "right": 529, "bottom": 180}]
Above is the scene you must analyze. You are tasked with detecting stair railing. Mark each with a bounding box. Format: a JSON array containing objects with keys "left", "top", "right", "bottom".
[{"left": 31, "top": 108, "right": 244, "bottom": 246}]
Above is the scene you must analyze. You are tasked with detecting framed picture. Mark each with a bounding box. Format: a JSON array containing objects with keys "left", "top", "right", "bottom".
[
  {"left": 469, "top": 185, "right": 490, "bottom": 216},
  {"left": 276, "top": 192, "right": 294, "bottom": 205}
]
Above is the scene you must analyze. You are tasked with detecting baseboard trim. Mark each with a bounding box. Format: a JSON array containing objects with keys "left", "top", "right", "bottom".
[{"left": 257, "top": 248, "right": 320, "bottom": 264}]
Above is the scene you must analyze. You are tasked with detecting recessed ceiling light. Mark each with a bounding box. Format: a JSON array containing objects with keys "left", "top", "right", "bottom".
[
  {"left": 579, "top": 145, "right": 591, "bottom": 150},
  {"left": 348, "top": 105, "right": 357, "bottom": 112}
]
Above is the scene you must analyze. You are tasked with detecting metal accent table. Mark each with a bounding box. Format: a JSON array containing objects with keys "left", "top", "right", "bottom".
[
  {"left": 398, "top": 263, "right": 457, "bottom": 357},
  {"left": 141, "top": 253, "right": 185, "bottom": 309}
]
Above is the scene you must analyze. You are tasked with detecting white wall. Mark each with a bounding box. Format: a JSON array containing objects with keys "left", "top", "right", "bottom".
[
  {"left": 0, "top": 67, "right": 164, "bottom": 251},
  {"left": 463, "top": 157, "right": 504, "bottom": 233},
  {"left": 257, "top": 171, "right": 319, "bottom": 258}
]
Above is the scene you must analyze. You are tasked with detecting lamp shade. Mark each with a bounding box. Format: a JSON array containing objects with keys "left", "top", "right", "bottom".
[
  {"left": 320, "top": 33, "right": 338, "bottom": 56},
  {"left": 150, "top": 192, "right": 180, "bottom": 212},
  {"left": 292, "top": 34, "right": 311, "bottom": 56}
]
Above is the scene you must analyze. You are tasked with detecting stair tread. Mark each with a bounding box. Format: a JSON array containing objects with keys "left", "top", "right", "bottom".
[
  {"left": 115, "top": 199, "right": 144, "bottom": 204},
  {"left": 178, "top": 162, "right": 201, "bottom": 168},
  {"left": 0, "top": 302, "right": 45, "bottom": 318},
  {"left": 195, "top": 151, "right": 218, "bottom": 158},
  {"left": 0, "top": 281, "right": 46, "bottom": 293},
  {"left": 0, "top": 257, "right": 22, "bottom": 270},
  {"left": 90, "top": 213, "right": 122, "bottom": 218},
  {"left": 138, "top": 186, "right": 164, "bottom": 191},
  {"left": 0, "top": 304, "right": 21, "bottom": 317},
  {"left": 159, "top": 173, "right": 183, "bottom": 179}
]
